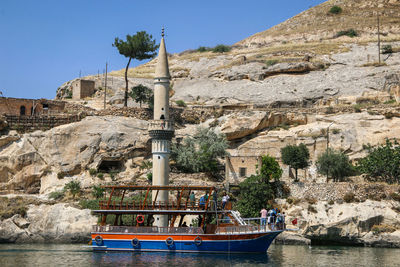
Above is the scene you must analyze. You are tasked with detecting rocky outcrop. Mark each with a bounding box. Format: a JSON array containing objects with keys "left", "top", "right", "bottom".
[
  {"left": 0, "top": 116, "right": 150, "bottom": 194},
  {"left": 280, "top": 199, "right": 400, "bottom": 247},
  {"left": 0, "top": 203, "right": 97, "bottom": 243}
]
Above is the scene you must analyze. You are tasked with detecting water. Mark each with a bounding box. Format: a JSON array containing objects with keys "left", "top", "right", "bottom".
[{"left": 0, "top": 244, "right": 399, "bottom": 267}]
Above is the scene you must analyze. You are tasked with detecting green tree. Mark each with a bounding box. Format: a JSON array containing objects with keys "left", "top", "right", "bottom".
[
  {"left": 113, "top": 31, "right": 158, "bottom": 107},
  {"left": 281, "top": 143, "right": 310, "bottom": 182},
  {"left": 129, "top": 84, "right": 152, "bottom": 108},
  {"left": 258, "top": 155, "right": 283, "bottom": 183},
  {"left": 316, "top": 149, "right": 354, "bottom": 182},
  {"left": 236, "top": 175, "right": 275, "bottom": 218},
  {"left": 171, "top": 128, "right": 228, "bottom": 173},
  {"left": 64, "top": 181, "right": 81, "bottom": 199},
  {"left": 358, "top": 139, "right": 400, "bottom": 184},
  {"left": 92, "top": 185, "right": 105, "bottom": 199}
]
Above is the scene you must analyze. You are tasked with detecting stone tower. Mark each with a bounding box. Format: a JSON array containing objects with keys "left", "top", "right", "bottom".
[{"left": 149, "top": 29, "right": 174, "bottom": 227}]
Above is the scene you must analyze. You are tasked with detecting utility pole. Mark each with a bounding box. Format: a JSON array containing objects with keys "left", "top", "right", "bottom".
[
  {"left": 79, "top": 70, "right": 82, "bottom": 78},
  {"left": 377, "top": 15, "right": 381, "bottom": 64},
  {"left": 104, "top": 62, "right": 108, "bottom": 110}
]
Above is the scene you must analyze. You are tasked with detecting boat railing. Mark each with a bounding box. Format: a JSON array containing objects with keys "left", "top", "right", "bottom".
[
  {"left": 92, "top": 225, "right": 204, "bottom": 234},
  {"left": 216, "top": 225, "right": 267, "bottom": 234}
]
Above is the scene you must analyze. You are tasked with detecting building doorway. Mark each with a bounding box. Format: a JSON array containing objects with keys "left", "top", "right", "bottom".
[{"left": 20, "top": 106, "right": 26, "bottom": 116}]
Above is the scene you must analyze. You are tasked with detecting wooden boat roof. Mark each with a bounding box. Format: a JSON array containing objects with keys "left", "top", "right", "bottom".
[{"left": 92, "top": 209, "right": 220, "bottom": 215}]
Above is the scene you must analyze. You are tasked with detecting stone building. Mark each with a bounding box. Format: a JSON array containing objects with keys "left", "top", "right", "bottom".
[
  {"left": 0, "top": 97, "right": 65, "bottom": 116},
  {"left": 225, "top": 156, "right": 261, "bottom": 184},
  {"left": 72, "top": 79, "right": 95, "bottom": 100}
]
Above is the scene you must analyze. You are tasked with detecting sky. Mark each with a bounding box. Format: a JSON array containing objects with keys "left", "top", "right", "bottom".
[{"left": 0, "top": 0, "right": 325, "bottom": 99}]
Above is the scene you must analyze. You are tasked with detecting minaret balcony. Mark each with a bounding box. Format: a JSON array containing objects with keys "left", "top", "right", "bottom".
[{"left": 148, "top": 120, "right": 174, "bottom": 140}]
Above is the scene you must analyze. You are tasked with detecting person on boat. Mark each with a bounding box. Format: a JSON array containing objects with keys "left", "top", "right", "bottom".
[
  {"left": 222, "top": 193, "right": 230, "bottom": 209},
  {"left": 260, "top": 208, "right": 268, "bottom": 226},
  {"left": 199, "top": 195, "right": 206, "bottom": 209},
  {"left": 189, "top": 192, "right": 196, "bottom": 208},
  {"left": 182, "top": 222, "right": 188, "bottom": 227}
]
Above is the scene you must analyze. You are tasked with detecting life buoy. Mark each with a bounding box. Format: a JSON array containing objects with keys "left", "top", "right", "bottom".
[
  {"left": 131, "top": 238, "right": 140, "bottom": 248},
  {"left": 165, "top": 237, "right": 174, "bottom": 246},
  {"left": 194, "top": 236, "right": 202, "bottom": 246},
  {"left": 136, "top": 215, "right": 145, "bottom": 224},
  {"left": 94, "top": 235, "right": 103, "bottom": 246}
]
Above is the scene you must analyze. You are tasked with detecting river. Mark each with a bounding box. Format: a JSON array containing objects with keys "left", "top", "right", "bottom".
[{"left": 0, "top": 243, "right": 398, "bottom": 267}]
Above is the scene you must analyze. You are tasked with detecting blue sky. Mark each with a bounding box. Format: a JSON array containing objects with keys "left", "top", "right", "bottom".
[{"left": 0, "top": 0, "right": 325, "bottom": 99}]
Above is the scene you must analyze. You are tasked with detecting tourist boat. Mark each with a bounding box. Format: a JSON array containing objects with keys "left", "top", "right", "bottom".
[{"left": 91, "top": 185, "right": 289, "bottom": 253}]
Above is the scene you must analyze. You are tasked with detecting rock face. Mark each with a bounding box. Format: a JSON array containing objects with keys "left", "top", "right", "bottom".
[
  {"left": 0, "top": 116, "right": 150, "bottom": 194},
  {"left": 0, "top": 204, "right": 97, "bottom": 243}
]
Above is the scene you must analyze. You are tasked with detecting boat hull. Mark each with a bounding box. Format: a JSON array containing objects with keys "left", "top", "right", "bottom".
[{"left": 91, "top": 231, "right": 283, "bottom": 253}]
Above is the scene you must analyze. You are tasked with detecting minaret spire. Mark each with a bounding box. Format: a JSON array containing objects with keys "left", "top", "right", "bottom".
[{"left": 149, "top": 28, "right": 174, "bottom": 228}]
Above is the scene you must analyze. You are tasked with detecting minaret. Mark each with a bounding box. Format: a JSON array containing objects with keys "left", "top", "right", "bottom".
[{"left": 149, "top": 28, "right": 174, "bottom": 227}]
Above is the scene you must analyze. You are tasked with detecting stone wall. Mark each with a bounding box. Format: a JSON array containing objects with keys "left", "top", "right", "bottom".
[
  {"left": 0, "top": 97, "right": 65, "bottom": 116},
  {"left": 226, "top": 156, "right": 260, "bottom": 184},
  {"left": 288, "top": 182, "right": 400, "bottom": 202}
]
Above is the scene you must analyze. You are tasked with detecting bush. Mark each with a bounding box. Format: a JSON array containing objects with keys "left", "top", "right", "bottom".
[
  {"left": 336, "top": 29, "right": 358, "bottom": 38},
  {"left": 197, "top": 46, "right": 210, "bottom": 52},
  {"left": 329, "top": 5, "right": 342, "bottom": 14},
  {"left": 212, "top": 44, "right": 231, "bottom": 53},
  {"left": 382, "top": 45, "right": 393, "bottom": 54},
  {"left": 316, "top": 148, "right": 355, "bottom": 182},
  {"left": 64, "top": 181, "right": 81, "bottom": 199},
  {"left": 89, "top": 168, "right": 97, "bottom": 176},
  {"left": 343, "top": 192, "right": 355, "bottom": 203},
  {"left": 357, "top": 139, "right": 400, "bottom": 184},
  {"left": 65, "top": 89, "right": 72, "bottom": 99},
  {"left": 325, "top": 106, "right": 335, "bottom": 114},
  {"left": 57, "top": 172, "right": 65, "bottom": 179},
  {"left": 305, "top": 197, "right": 317, "bottom": 205},
  {"left": 308, "top": 205, "right": 317, "bottom": 213},
  {"left": 97, "top": 172, "right": 104, "bottom": 179},
  {"left": 91, "top": 185, "right": 105, "bottom": 199},
  {"left": 286, "top": 197, "right": 300, "bottom": 205},
  {"left": 353, "top": 104, "right": 362, "bottom": 113},
  {"left": 371, "top": 224, "right": 396, "bottom": 235},
  {"left": 266, "top": 60, "right": 278, "bottom": 66},
  {"left": 332, "top": 128, "right": 341, "bottom": 134},
  {"left": 49, "top": 190, "right": 65, "bottom": 200},
  {"left": 175, "top": 100, "right": 187, "bottom": 107},
  {"left": 79, "top": 199, "right": 99, "bottom": 210},
  {"left": 328, "top": 200, "right": 335, "bottom": 205},
  {"left": 146, "top": 172, "right": 153, "bottom": 183}
]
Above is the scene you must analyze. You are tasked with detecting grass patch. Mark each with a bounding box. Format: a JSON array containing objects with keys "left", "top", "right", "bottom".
[
  {"left": 266, "top": 59, "right": 279, "bottom": 66},
  {"left": 384, "top": 99, "right": 396, "bottom": 105},
  {"left": 372, "top": 224, "right": 396, "bottom": 235},
  {"left": 49, "top": 190, "right": 65, "bottom": 200},
  {"left": 389, "top": 192, "right": 400, "bottom": 202},
  {"left": 361, "top": 62, "right": 387, "bottom": 67},
  {"left": 175, "top": 100, "right": 187, "bottom": 107}
]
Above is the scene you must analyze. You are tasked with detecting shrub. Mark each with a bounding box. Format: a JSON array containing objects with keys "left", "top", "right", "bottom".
[
  {"left": 49, "top": 190, "right": 65, "bottom": 200},
  {"left": 89, "top": 168, "right": 97, "bottom": 176},
  {"left": 266, "top": 59, "right": 278, "bottom": 66},
  {"left": 382, "top": 45, "right": 393, "bottom": 54},
  {"left": 353, "top": 104, "right": 362, "bottom": 113},
  {"left": 325, "top": 106, "right": 335, "bottom": 114},
  {"left": 175, "top": 100, "right": 187, "bottom": 107},
  {"left": 308, "top": 205, "right": 317, "bottom": 213},
  {"left": 91, "top": 185, "right": 105, "bottom": 199},
  {"left": 332, "top": 128, "right": 341, "bottom": 134},
  {"left": 384, "top": 99, "right": 396, "bottom": 105},
  {"left": 329, "top": 5, "right": 342, "bottom": 14},
  {"left": 146, "top": 172, "right": 153, "bottom": 183},
  {"left": 336, "top": 29, "right": 358, "bottom": 38},
  {"left": 357, "top": 139, "right": 400, "bottom": 184},
  {"left": 371, "top": 224, "right": 396, "bottom": 235},
  {"left": 212, "top": 44, "right": 231, "bottom": 53},
  {"left": 79, "top": 199, "right": 99, "bottom": 210},
  {"left": 328, "top": 200, "right": 335, "bottom": 205},
  {"left": 286, "top": 197, "right": 300, "bottom": 205},
  {"left": 65, "top": 89, "right": 72, "bottom": 99},
  {"left": 57, "top": 172, "right": 65, "bottom": 179},
  {"left": 343, "top": 192, "right": 355, "bottom": 203},
  {"left": 64, "top": 181, "right": 81, "bottom": 199},
  {"left": 197, "top": 46, "right": 210, "bottom": 52},
  {"left": 97, "top": 173, "right": 104, "bottom": 179}
]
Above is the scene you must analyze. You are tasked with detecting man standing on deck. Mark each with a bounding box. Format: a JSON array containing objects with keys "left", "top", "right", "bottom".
[{"left": 260, "top": 208, "right": 267, "bottom": 226}]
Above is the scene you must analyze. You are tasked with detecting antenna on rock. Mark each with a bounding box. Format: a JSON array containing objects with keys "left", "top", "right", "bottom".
[{"left": 161, "top": 27, "right": 165, "bottom": 37}]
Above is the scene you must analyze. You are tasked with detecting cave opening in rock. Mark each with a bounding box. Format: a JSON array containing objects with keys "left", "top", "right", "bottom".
[{"left": 98, "top": 159, "right": 124, "bottom": 173}]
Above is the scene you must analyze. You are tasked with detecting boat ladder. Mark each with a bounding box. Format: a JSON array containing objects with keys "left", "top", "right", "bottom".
[{"left": 230, "top": 210, "right": 246, "bottom": 225}]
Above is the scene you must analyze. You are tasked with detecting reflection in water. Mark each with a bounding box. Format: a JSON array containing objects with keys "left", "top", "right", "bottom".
[{"left": 0, "top": 244, "right": 399, "bottom": 267}]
